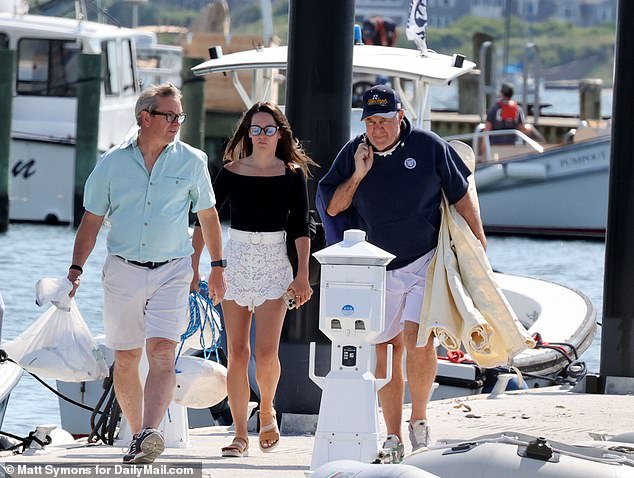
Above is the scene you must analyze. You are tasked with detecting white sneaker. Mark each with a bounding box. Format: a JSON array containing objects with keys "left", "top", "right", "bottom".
[
  {"left": 409, "top": 419, "right": 431, "bottom": 451},
  {"left": 382, "top": 434, "right": 405, "bottom": 463}
]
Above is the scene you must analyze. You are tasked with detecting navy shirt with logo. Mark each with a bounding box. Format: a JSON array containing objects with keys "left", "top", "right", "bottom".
[{"left": 318, "top": 117, "right": 470, "bottom": 270}]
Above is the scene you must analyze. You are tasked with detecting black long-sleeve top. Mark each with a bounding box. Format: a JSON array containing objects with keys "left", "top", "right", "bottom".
[{"left": 213, "top": 166, "right": 310, "bottom": 240}]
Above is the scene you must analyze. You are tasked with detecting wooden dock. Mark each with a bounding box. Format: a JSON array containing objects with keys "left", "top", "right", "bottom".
[
  {"left": 431, "top": 111, "right": 580, "bottom": 144},
  {"left": 2, "top": 385, "right": 632, "bottom": 477}
]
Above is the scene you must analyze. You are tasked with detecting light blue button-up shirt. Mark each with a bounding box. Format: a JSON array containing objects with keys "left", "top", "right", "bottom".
[{"left": 84, "top": 136, "right": 216, "bottom": 262}]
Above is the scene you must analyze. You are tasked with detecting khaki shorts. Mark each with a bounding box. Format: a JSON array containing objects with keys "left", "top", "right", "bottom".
[
  {"left": 373, "top": 248, "right": 436, "bottom": 344},
  {"left": 101, "top": 255, "right": 193, "bottom": 350}
]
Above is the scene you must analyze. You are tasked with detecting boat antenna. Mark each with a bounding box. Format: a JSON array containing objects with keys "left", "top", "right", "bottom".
[
  {"left": 260, "top": 0, "right": 273, "bottom": 46},
  {"left": 86, "top": 0, "right": 121, "bottom": 26},
  {"left": 74, "top": 0, "right": 87, "bottom": 20}
]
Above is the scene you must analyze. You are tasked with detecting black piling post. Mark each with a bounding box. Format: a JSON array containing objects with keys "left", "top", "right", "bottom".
[
  {"left": 601, "top": 0, "right": 634, "bottom": 384},
  {"left": 73, "top": 53, "right": 102, "bottom": 228},
  {"left": 276, "top": 0, "right": 355, "bottom": 415},
  {"left": 0, "top": 48, "right": 15, "bottom": 233}
]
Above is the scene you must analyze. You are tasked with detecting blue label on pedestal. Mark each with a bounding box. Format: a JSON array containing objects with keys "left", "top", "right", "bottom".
[{"left": 342, "top": 304, "right": 354, "bottom": 316}]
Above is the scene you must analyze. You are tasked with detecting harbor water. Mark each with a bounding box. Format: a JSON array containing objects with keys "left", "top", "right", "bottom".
[
  {"left": 431, "top": 85, "right": 614, "bottom": 118},
  {"left": 0, "top": 224, "right": 604, "bottom": 437}
]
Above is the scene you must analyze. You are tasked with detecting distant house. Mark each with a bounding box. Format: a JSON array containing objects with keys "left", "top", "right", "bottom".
[{"left": 354, "top": 0, "right": 615, "bottom": 27}]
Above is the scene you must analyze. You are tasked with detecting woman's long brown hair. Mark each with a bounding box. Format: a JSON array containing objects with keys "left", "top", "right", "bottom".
[{"left": 223, "top": 102, "right": 318, "bottom": 175}]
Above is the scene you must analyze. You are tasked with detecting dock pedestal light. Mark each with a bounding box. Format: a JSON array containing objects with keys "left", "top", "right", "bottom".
[{"left": 309, "top": 229, "right": 395, "bottom": 469}]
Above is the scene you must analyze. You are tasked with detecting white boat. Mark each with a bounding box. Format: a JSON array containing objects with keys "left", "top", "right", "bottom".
[
  {"left": 191, "top": 43, "right": 476, "bottom": 134},
  {"left": 313, "top": 429, "right": 634, "bottom": 477},
  {"left": 446, "top": 126, "right": 611, "bottom": 238},
  {"left": 133, "top": 28, "right": 182, "bottom": 89},
  {"left": 0, "top": 293, "right": 24, "bottom": 434},
  {"left": 1, "top": 3, "right": 141, "bottom": 224},
  {"left": 434, "top": 272, "right": 596, "bottom": 400},
  {"left": 403, "top": 431, "right": 634, "bottom": 477}
]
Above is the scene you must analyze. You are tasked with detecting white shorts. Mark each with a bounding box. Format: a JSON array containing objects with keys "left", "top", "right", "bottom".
[
  {"left": 101, "top": 255, "right": 193, "bottom": 350},
  {"left": 373, "top": 248, "right": 436, "bottom": 344},
  {"left": 224, "top": 228, "right": 293, "bottom": 311}
]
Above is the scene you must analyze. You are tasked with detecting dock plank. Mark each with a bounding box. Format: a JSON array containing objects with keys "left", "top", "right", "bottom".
[{"left": 2, "top": 387, "right": 632, "bottom": 477}]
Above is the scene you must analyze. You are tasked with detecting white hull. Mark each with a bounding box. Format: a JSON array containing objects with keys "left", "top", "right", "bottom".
[
  {"left": 2, "top": 13, "right": 140, "bottom": 224},
  {"left": 0, "top": 361, "right": 23, "bottom": 429},
  {"left": 402, "top": 431, "right": 634, "bottom": 477},
  {"left": 475, "top": 137, "right": 610, "bottom": 238},
  {"left": 10, "top": 139, "right": 75, "bottom": 223},
  {"left": 433, "top": 273, "right": 596, "bottom": 400}
]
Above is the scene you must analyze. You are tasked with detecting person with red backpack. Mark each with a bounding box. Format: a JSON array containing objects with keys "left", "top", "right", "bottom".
[{"left": 484, "top": 83, "right": 536, "bottom": 146}]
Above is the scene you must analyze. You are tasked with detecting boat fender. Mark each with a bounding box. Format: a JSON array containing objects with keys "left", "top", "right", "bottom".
[
  {"left": 505, "top": 162, "right": 547, "bottom": 181},
  {"left": 311, "top": 459, "right": 440, "bottom": 478},
  {"left": 475, "top": 163, "right": 506, "bottom": 189},
  {"left": 173, "top": 355, "right": 227, "bottom": 409}
]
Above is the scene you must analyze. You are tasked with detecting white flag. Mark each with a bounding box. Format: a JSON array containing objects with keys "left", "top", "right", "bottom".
[{"left": 406, "top": 0, "right": 428, "bottom": 53}]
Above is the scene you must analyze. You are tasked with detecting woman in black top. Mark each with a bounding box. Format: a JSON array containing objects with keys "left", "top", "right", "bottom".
[{"left": 199, "top": 102, "right": 316, "bottom": 457}]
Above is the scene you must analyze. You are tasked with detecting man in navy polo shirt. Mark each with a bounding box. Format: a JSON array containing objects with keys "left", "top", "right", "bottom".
[{"left": 318, "top": 84, "right": 486, "bottom": 460}]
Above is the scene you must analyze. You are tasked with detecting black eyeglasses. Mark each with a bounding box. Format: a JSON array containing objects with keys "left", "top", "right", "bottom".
[
  {"left": 149, "top": 111, "right": 187, "bottom": 124},
  {"left": 249, "top": 125, "right": 279, "bottom": 136}
]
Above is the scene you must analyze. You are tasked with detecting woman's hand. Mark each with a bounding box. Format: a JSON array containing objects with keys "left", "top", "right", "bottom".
[{"left": 287, "top": 275, "right": 313, "bottom": 308}]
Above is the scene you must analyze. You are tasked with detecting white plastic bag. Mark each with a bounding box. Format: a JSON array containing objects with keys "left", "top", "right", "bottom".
[
  {"left": 34, "top": 277, "right": 73, "bottom": 309},
  {"left": 2, "top": 278, "right": 109, "bottom": 382}
]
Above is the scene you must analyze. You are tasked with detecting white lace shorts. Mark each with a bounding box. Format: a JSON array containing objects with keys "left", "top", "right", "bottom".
[{"left": 224, "top": 228, "right": 293, "bottom": 311}]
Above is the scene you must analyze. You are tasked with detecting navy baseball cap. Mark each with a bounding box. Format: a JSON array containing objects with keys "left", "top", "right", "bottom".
[{"left": 361, "top": 85, "right": 402, "bottom": 120}]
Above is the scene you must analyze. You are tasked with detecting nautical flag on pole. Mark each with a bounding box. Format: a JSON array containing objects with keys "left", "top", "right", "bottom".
[{"left": 406, "top": 0, "right": 428, "bottom": 54}]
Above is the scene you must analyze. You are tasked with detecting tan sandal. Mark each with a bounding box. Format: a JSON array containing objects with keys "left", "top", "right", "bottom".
[
  {"left": 259, "top": 409, "right": 280, "bottom": 452},
  {"left": 221, "top": 437, "right": 249, "bottom": 457}
]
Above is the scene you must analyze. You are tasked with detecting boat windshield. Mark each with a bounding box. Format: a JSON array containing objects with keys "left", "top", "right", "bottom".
[
  {"left": 17, "top": 38, "right": 80, "bottom": 97},
  {"left": 15, "top": 37, "right": 138, "bottom": 99}
]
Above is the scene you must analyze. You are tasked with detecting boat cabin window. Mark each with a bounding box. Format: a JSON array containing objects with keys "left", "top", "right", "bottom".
[
  {"left": 102, "top": 39, "right": 137, "bottom": 97},
  {"left": 0, "top": 33, "right": 8, "bottom": 49},
  {"left": 17, "top": 38, "right": 80, "bottom": 97}
]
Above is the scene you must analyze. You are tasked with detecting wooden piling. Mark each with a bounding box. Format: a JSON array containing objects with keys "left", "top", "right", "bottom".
[
  {"left": 579, "top": 78, "right": 603, "bottom": 121},
  {"left": 458, "top": 71, "right": 481, "bottom": 116},
  {"left": 180, "top": 57, "right": 206, "bottom": 150},
  {"left": 73, "top": 53, "right": 101, "bottom": 228},
  {"left": 0, "top": 48, "right": 15, "bottom": 233}
]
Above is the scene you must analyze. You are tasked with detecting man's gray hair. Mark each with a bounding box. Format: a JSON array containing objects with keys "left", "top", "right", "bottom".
[{"left": 134, "top": 83, "right": 182, "bottom": 126}]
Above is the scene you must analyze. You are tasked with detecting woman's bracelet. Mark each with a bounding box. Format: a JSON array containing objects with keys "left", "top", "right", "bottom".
[{"left": 69, "top": 264, "right": 83, "bottom": 274}]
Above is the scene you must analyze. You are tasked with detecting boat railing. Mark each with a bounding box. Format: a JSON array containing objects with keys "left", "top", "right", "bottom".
[{"left": 444, "top": 129, "right": 544, "bottom": 163}]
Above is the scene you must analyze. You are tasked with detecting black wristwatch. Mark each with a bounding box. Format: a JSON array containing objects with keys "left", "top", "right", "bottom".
[{"left": 210, "top": 259, "right": 227, "bottom": 268}]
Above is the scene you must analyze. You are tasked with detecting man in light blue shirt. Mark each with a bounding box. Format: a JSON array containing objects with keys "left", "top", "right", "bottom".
[{"left": 66, "top": 83, "right": 225, "bottom": 464}]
